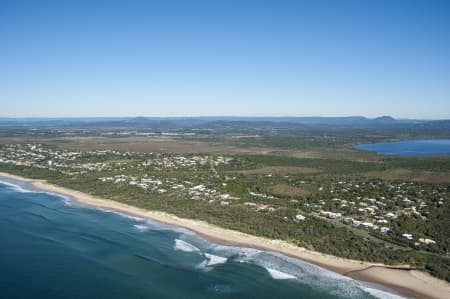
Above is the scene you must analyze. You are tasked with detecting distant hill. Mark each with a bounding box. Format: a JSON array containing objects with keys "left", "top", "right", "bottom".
[
  {"left": 373, "top": 116, "right": 396, "bottom": 123},
  {"left": 0, "top": 116, "right": 447, "bottom": 130}
]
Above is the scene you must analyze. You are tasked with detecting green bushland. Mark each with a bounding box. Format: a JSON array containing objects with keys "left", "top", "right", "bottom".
[{"left": 1, "top": 153, "right": 449, "bottom": 282}]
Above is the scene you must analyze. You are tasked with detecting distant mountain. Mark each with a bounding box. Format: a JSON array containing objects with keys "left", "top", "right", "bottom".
[
  {"left": 373, "top": 116, "right": 396, "bottom": 123},
  {"left": 0, "top": 116, "right": 446, "bottom": 130}
]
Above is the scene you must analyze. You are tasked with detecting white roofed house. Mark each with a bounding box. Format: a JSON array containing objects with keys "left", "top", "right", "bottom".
[
  {"left": 320, "top": 211, "right": 342, "bottom": 219},
  {"left": 295, "top": 214, "right": 306, "bottom": 221},
  {"left": 402, "top": 233, "right": 413, "bottom": 240},
  {"left": 219, "top": 194, "right": 231, "bottom": 200},
  {"left": 418, "top": 238, "right": 436, "bottom": 245},
  {"left": 380, "top": 227, "right": 390, "bottom": 234}
]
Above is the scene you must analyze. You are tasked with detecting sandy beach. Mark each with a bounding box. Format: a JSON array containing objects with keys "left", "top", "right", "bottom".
[{"left": 1, "top": 172, "right": 449, "bottom": 299}]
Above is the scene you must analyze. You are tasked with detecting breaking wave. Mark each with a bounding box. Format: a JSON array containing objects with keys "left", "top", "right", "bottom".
[
  {"left": 172, "top": 234, "right": 406, "bottom": 299},
  {"left": 0, "top": 180, "right": 34, "bottom": 193},
  {"left": 174, "top": 239, "right": 200, "bottom": 252},
  {"left": 0, "top": 179, "right": 74, "bottom": 206},
  {"left": 133, "top": 224, "right": 149, "bottom": 232},
  {"left": 197, "top": 253, "right": 228, "bottom": 270},
  {"left": 266, "top": 268, "right": 296, "bottom": 280},
  {"left": 362, "top": 286, "right": 407, "bottom": 299}
]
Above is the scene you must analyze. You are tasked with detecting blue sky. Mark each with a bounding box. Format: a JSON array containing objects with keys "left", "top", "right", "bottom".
[{"left": 1, "top": 0, "right": 449, "bottom": 118}]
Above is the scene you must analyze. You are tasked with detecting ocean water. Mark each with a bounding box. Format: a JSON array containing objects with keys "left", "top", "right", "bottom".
[
  {"left": 0, "top": 178, "right": 405, "bottom": 299},
  {"left": 355, "top": 139, "right": 450, "bottom": 156}
]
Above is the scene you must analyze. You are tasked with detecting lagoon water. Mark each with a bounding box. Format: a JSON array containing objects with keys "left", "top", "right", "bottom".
[
  {"left": 355, "top": 139, "right": 450, "bottom": 156},
  {"left": 0, "top": 178, "right": 404, "bottom": 299}
]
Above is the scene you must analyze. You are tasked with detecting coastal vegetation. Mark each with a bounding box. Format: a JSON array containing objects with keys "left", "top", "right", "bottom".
[{"left": 1, "top": 130, "right": 449, "bottom": 282}]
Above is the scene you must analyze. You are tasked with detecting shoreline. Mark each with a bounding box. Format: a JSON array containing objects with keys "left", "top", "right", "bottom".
[{"left": 1, "top": 172, "right": 449, "bottom": 299}]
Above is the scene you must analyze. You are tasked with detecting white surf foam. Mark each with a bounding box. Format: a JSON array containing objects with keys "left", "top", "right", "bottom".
[
  {"left": 132, "top": 217, "right": 406, "bottom": 298},
  {"left": 203, "top": 253, "right": 228, "bottom": 266},
  {"left": 210, "top": 244, "right": 261, "bottom": 261},
  {"left": 174, "top": 239, "right": 200, "bottom": 252},
  {"left": 133, "top": 224, "right": 149, "bottom": 232},
  {"left": 96, "top": 208, "right": 142, "bottom": 222},
  {"left": 266, "top": 267, "right": 296, "bottom": 280},
  {"left": 95, "top": 207, "right": 115, "bottom": 214},
  {"left": 0, "top": 180, "right": 34, "bottom": 193},
  {"left": 42, "top": 191, "right": 74, "bottom": 205},
  {"left": 114, "top": 211, "right": 144, "bottom": 222},
  {"left": 60, "top": 196, "right": 73, "bottom": 206},
  {"left": 128, "top": 215, "right": 144, "bottom": 221},
  {"left": 197, "top": 253, "right": 228, "bottom": 270},
  {"left": 363, "top": 286, "right": 408, "bottom": 299},
  {"left": 0, "top": 180, "right": 75, "bottom": 206},
  {"left": 205, "top": 247, "right": 398, "bottom": 298}
]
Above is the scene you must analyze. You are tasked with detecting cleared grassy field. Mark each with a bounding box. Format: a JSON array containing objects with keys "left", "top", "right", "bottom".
[{"left": 363, "top": 169, "right": 450, "bottom": 183}]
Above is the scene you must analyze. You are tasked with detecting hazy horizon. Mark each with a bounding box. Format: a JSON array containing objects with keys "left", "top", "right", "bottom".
[{"left": 0, "top": 115, "right": 448, "bottom": 122}]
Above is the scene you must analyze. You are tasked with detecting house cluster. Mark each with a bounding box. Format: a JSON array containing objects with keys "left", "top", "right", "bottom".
[
  {"left": 188, "top": 183, "right": 240, "bottom": 203},
  {"left": 0, "top": 144, "right": 139, "bottom": 174},
  {"left": 293, "top": 178, "right": 445, "bottom": 246},
  {"left": 141, "top": 155, "right": 233, "bottom": 171},
  {"left": 0, "top": 144, "right": 80, "bottom": 167},
  {"left": 100, "top": 131, "right": 196, "bottom": 137},
  {"left": 249, "top": 191, "right": 276, "bottom": 199},
  {"left": 244, "top": 202, "right": 277, "bottom": 212},
  {"left": 320, "top": 210, "right": 342, "bottom": 218},
  {"left": 98, "top": 173, "right": 240, "bottom": 204},
  {"left": 400, "top": 233, "right": 436, "bottom": 245},
  {"left": 343, "top": 217, "right": 390, "bottom": 234},
  {"left": 0, "top": 144, "right": 234, "bottom": 177}
]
